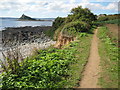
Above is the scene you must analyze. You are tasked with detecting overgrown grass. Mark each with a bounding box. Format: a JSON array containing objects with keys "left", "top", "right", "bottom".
[
  {"left": 0, "top": 32, "right": 93, "bottom": 89},
  {"left": 97, "top": 26, "right": 119, "bottom": 88}
]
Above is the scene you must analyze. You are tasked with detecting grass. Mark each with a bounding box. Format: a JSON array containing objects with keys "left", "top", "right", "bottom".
[{"left": 97, "top": 26, "right": 119, "bottom": 88}]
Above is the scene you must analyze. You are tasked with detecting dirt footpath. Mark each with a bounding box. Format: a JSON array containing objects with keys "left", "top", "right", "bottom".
[{"left": 78, "top": 29, "right": 100, "bottom": 88}]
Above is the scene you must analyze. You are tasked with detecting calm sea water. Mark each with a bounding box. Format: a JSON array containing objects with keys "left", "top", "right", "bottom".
[{"left": 0, "top": 18, "right": 54, "bottom": 31}]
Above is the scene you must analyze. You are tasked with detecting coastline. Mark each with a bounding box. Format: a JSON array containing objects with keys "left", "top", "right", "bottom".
[
  {"left": 0, "top": 26, "right": 55, "bottom": 61},
  {"left": 1, "top": 26, "right": 52, "bottom": 47}
]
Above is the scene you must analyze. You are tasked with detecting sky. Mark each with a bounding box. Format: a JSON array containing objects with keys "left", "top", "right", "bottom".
[{"left": 0, "top": 0, "right": 119, "bottom": 18}]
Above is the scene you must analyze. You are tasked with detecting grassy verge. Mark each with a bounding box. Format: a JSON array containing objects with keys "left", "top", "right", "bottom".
[
  {"left": 97, "top": 26, "right": 118, "bottom": 88},
  {"left": 0, "top": 32, "right": 93, "bottom": 88}
]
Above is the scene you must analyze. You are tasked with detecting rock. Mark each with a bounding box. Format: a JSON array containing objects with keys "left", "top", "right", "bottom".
[{"left": 19, "top": 14, "right": 36, "bottom": 21}]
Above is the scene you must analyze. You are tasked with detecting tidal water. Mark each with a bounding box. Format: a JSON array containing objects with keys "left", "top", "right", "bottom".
[{"left": 0, "top": 18, "right": 54, "bottom": 31}]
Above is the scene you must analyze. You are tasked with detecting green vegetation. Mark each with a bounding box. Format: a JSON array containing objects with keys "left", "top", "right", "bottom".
[
  {"left": 96, "top": 19, "right": 120, "bottom": 26},
  {"left": 98, "top": 14, "right": 119, "bottom": 21},
  {"left": 97, "top": 26, "right": 118, "bottom": 88},
  {"left": 43, "top": 17, "right": 65, "bottom": 39},
  {"left": 0, "top": 6, "right": 96, "bottom": 89},
  {"left": 61, "top": 20, "right": 90, "bottom": 37},
  {"left": 65, "top": 6, "right": 97, "bottom": 23},
  {"left": 96, "top": 14, "right": 120, "bottom": 25},
  {"left": 44, "top": 6, "right": 96, "bottom": 39},
  {"left": 0, "top": 33, "right": 93, "bottom": 89},
  {"left": 54, "top": 6, "right": 96, "bottom": 40}
]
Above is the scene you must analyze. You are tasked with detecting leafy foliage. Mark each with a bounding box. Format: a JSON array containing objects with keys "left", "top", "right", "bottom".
[
  {"left": 43, "top": 17, "right": 65, "bottom": 39},
  {"left": 45, "top": 6, "right": 97, "bottom": 39},
  {"left": 0, "top": 6, "right": 96, "bottom": 89},
  {"left": 54, "top": 6, "right": 96, "bottom": 39},
  {"left": 0, "top": 32, "right": 94, "bottom": 89},
  {"left": 61, "top": 20, "right": 90, "bottom": 37},
  {"left": 1, "top": 47, "right": 76, "bottom": 88},
  {"left": 52, "top": 17, "right": 65, "bottom": 30},
  {"left": 65, "top": 6, "right": 97, "bottom": 23}
]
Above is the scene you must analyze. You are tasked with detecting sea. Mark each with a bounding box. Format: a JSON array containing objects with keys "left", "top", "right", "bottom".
[{"left": 0, "top": 18, "right": 54, "bottom": 31}]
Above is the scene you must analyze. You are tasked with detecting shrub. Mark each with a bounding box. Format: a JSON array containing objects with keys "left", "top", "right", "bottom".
[
  {"left": 52, "top": 17, "right": 65, "bottom": 30},
  {"left": 61, "top": 21, "right": 90, "bottom": 37},
  {"left": 65, "top": 6, "right": 97, "bottom": 23},
  {"left": 44, "top": 17, "right": 65, "bottom": 39}
]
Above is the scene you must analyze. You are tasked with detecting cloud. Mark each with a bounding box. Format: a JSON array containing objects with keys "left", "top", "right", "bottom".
[
  {"left": 95, "top": 0, "right": 119, "bottom": 2},
  {"left": 81, "top": 0, "right": 119, "bottom": 2},
  {"left": 106, "top": 3, "right": 118, "bottom": 10},
  {"left": 0, "top": 0, "right": 119, "bottom": 17}
]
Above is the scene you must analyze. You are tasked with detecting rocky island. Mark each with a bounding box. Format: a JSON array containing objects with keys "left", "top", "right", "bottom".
[
  {"left": 18, "top": 14, "right": 52, "bottom": 21},
  {"left": 18, "top": 14, "right": 36, "bottom": 21}
]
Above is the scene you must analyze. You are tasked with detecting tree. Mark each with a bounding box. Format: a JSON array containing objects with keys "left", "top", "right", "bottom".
[
  {"left": 65, "top": 6, "right": 97, "bottom": 23},
  {"left": 52, "top": 17, "right": 65, "bottom": 30}
]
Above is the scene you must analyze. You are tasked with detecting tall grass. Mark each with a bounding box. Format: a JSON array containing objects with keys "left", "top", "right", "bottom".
[{"left": 0, "top": 47, "right": 23, "bottom": 74}]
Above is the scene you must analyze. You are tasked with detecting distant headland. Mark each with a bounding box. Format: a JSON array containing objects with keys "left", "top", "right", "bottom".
[{"left": 18, "top": 14, "right": 52, "bottom": 21}]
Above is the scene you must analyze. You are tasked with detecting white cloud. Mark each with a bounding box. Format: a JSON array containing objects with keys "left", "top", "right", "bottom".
[
  {"left": 70, "top": 0, "right": 76, "bottom": 3},
  {"left": 78, "top": 2, "right": 118, "bottom": 13},
  {"left": 95, "top": 0, "right": 119, "bottom": 2},
  {"left": 106, "top": 3, "right": 118, "bottom": 10},
  {"left": 0, "top": 0, "right": 119, "bottom": 17}
]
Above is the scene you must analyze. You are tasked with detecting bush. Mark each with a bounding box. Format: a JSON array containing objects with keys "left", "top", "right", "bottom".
[
  {"left": 65, "top": 6, "right": 97, "bottom": 23},
  {"left": 44, "top": 17, "right": 65, "bottom": 39},
  {"left": 52, "top": 17, "right": 65, "bottom": 30},
  {"left": 61, "top": 21, "right": 90, "bottom": 37}
]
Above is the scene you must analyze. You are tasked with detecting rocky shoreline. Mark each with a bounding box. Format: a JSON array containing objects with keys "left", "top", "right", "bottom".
[
  {"left": 0, "top": 26, "right": 55, "bottom": 59},
  {"left": 1, "top": 26, "right": 52, "bottom": 47}
]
